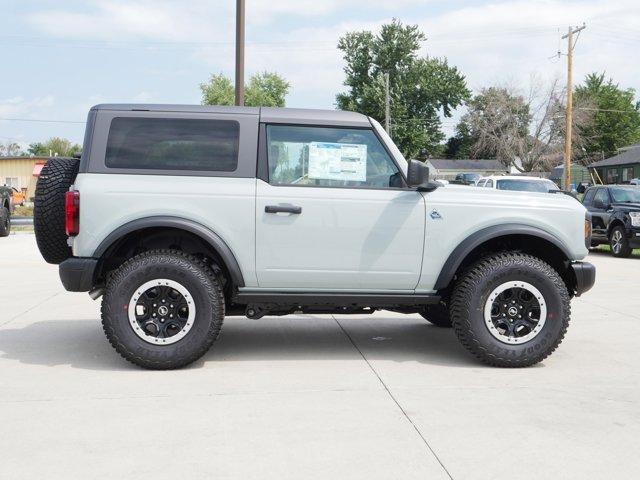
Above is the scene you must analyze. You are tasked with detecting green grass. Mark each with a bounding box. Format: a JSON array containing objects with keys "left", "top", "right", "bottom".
[
  {"left": 13, "top": 205, "right": 34, "bottom": 217},
  {"left": 593, "top": 244, "right": 640, "bottom": 258}
]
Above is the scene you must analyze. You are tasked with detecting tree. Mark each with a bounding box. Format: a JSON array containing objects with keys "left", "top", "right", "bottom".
[
  {"left": 449, "top": 79, "right": 590, "bottom": 171},
  {"left": 28, "top": 137, "right": 81, "bottom": 157},
  {"left": 0, "top": 141, "right": 23, "bottom": 156},
  {"left": 336, "top": 19, "right": 469, "bottom": 158},
  {"left": 200, "top": 72, "right": 290, "bottom": 107},
  {"left": 574, "top": 73, "right": 640, "bottom": 158}
]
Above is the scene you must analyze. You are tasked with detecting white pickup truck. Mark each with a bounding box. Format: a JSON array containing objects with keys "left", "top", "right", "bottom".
[{"left": 34, "top": 104, "right": 595, "bottom": 369}]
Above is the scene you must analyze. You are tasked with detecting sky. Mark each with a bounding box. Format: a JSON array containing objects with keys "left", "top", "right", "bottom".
[{"left": 1, "top": 0, "right": 638, "bottom": 150}]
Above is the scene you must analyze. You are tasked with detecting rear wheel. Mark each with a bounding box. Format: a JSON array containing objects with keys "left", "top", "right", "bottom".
[
  {"left": 101, "top": 250, "right": 225, "bottom": 369},
  {"left": 0, "top": 206, "right": 10, "bottom": 237},
  {"left": 420, "top": 301, "right": 452, "bottom": 328},
  {"left": 450, "top": 252, "right": 570, "bottom": 367},
  {"left": 609, "top": 226, "right": 632, "bottom": 258}
]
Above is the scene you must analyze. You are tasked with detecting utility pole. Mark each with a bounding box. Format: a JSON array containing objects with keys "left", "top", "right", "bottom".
[
  {"left": 235, "top": 0, "right": 245, "bottom": 106},
  {"left": 384, "top": 72, "right": 391, "bottom": 134},
  {"left": 562, "top": 24, "right": 586, "bottom": 191}
]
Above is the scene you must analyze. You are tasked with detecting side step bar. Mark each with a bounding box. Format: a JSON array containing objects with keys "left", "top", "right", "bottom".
[{"left": 235, "top": 291, "right": 440, "bottom": 307}]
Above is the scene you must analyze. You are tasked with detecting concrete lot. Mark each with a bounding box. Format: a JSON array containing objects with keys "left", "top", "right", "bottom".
[{"left": 1, "top": 233, "right": 638, "bottom": 480}]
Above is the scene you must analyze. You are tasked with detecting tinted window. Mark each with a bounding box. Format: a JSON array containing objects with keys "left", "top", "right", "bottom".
[
  {"left": 266, "top": 125, "right": 402, "bottom": 189},
  {"left": 106, "top": 117, "right": 239, "bottom": 171},
  {"left": 593, "top": 188, "right": 610, "bottom": 207},
  {"left": 582, "top": 188, "right": 596, "bottom": 206}
]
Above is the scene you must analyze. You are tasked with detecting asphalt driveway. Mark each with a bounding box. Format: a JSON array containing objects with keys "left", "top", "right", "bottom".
[{"left": 1, "top": 234, "right": 638, "bottom": 479}]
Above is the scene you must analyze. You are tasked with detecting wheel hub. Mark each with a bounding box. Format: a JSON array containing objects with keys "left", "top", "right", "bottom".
[
  {"left": 484, "top": 281, "right": 547, "bottom": 344},
  {"left": 128, "top": 279, "right": 195, "bottom": 345}
]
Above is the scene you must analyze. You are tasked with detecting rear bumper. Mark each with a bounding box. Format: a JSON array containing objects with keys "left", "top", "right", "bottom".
[
  {"left": 570, "top": 261, "right": 596, "bottom": 296},
  {"left": 59, "top": 257, "right": 98, "bottom": 292}
]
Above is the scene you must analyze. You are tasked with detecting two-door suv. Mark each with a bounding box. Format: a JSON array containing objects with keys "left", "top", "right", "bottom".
[{"left": 34, "top": 104, "right": 595, "bottom": 369}]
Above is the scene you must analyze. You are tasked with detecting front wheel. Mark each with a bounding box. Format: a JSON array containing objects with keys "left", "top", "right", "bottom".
[
  {"left": 609, "top": 226, "right": 632, "bottom": 258},
  {"left": 101, "top": 250, "right": 225, "bottom": 369},
  {"left": 450, "top": 252, "right": 570, "bottom": 367}
]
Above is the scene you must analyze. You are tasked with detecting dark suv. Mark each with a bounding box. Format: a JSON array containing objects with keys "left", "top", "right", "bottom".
[{"left": 583, "top": 185, "right": 640, "bottom": 257}]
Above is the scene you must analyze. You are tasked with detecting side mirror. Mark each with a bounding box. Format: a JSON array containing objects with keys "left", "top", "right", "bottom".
[
  {"left": 593, "top": 199, "right": 605, "bottom": 209},
  {"left": 407, "top": 160, "right": 439, "bottom": 192}
]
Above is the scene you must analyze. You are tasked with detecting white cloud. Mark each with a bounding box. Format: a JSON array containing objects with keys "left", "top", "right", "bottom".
[{"left": 0, "top": 95, "right": 55, "bottom": 117}]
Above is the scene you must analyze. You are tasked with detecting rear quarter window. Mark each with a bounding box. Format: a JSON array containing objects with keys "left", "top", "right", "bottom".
[{"left": 105, "top": 117, "right": 239, "bottom": 172}]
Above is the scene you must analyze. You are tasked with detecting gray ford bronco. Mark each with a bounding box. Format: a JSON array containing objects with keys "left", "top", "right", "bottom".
[{"left": 34, "top": 104, "right": 595, "bottom": 369}]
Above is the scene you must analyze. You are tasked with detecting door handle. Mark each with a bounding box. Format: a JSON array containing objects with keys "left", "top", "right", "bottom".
[{"left": 265, "top": 205, "right": 302, "bottom": 214}]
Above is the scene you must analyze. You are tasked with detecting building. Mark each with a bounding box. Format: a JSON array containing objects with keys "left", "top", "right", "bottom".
[
  {"left": 0, "top": 156, "right": 49, "bottom": 201},
  {"left": 588, "top": 144, "right": 640, "bottom": 184},
  {"left": 549, "top": 163, "right": 592, "bottom": 189},
  {"left": 425, "top": 159, "right": 509, "bottom": 180}
]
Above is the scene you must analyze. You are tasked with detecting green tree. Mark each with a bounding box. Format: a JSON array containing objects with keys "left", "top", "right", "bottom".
[
  {"left": 28, "top": 137, "right": 81, "bottom": 157},
  {"left": 336, "top": 19, "right": 469, "bottom": 158},
  {"left": 574, "top": 73, "right": 640, "bottom": 157},
  {"left": 200, "top": 72, "right": 290, "bottom": 107},
  {"left": 0, "top": 141, "right": 24, "bottom": 156}
]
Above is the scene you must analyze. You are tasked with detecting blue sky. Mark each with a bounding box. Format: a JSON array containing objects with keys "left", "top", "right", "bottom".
[{"left": 1, "top": 0, "right": 638, "bottom": 148}]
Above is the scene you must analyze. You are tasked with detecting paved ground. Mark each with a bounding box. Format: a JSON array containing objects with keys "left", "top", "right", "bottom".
[{"left": 1, "top": 234, "right": 638, "bottom": 480}]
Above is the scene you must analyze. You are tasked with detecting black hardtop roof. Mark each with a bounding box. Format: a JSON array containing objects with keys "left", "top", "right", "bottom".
[{"left": 90, "top": 104, "right": 371, "bottom": 127}]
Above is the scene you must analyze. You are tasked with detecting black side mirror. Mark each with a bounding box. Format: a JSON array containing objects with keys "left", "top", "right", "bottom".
[
  {"left": 593, "top": 199, "right": 605, "bottom": 209},
  {"left": 407, "top": 160, "right": 439, "bottom": 192}
]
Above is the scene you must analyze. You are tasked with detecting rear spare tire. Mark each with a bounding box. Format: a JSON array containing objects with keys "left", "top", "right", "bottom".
[{"left": 34, "top": 157, "right": 79, "bottom": 264}]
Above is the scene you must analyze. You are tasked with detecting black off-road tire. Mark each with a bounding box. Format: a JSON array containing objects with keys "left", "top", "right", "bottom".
[
  {"left": 34, "top": 157, "right": 79, "bottom": 264},
  {"left": 609, "top": 226, "right": 632, "bottom": 258},
  {"left": 450, "top": 252, "right": 570, "bottom": 367},
  {"left": 101, "top": 250, "right": 225, "bottom": 369},
  {"left": 420, "top": 301, "right": 452, "bottom": 328},
  {"left": 0, "top": 206, "right": 10, "bottom": 237}
]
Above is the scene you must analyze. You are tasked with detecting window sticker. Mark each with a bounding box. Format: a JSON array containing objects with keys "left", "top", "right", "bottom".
[{"left": 308, "top": 142, "right": 367, "bottom": 181}]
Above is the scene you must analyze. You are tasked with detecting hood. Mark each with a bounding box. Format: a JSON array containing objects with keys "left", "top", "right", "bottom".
[{"left": 612, "top": 202, "right": 640, "bottom": 212}]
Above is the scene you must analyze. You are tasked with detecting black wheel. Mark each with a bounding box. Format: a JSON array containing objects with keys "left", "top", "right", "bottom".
[
  {"left": 609, "top": 226, "right": 632, "bottom": 258},
  {"left": 0, "top": 206, "right": 10, "bottom": 237},
  {"left": 450, "top": 252, "right": 570, "bottom": 367},
  {"left": 34, "top": 157, "right": 79, "bottom": 264},
  {"left": 101, "top": 250, "right": 225, "bottom": 369},
  {"left": 420, "top": 301, "right": 452, "bottom": 328}
]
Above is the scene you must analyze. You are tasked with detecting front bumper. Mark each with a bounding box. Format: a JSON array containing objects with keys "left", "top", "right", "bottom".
[
  {"left": 570, "top": 261, "right": 596, "bottom": 296},
  {"left": 59, "top": 257, "right": 98, "bottom": 292}
]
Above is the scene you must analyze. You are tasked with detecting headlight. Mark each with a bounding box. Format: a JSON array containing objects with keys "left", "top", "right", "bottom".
[{"left": 630, "top": 212, "right": 640, "bottom": 227}]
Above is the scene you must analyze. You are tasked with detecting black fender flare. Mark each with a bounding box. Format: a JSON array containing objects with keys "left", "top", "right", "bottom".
[
  {"left": 93, "top": 216, "right": 245, "bottom": 287},
  {"left": 433, "top": 223, "right": 572, "bottom": 290},
  {"left": 606, "top": 212, "right": 629, "bottom": 237}
]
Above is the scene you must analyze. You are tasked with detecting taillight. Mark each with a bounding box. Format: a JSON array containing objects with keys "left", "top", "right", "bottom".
[{"left": 65, "top": 190, "right": 80, "bottom": 236}]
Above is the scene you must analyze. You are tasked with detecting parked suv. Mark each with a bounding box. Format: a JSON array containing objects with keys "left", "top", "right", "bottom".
[
  {"left": 476, "top": 175, "right": 559, "bottom": 193},
  {"left": 34, "top": 104, "right": 595, "bottom": 369},
  {"left": 582, "top": 185, "right": 640, "bottom": 257}
]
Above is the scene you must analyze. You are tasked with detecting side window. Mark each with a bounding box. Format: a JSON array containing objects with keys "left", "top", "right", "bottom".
[
  {"left": 485, "top": 179, "right": 493, "bottom": 188},
  {"left": 105, "top": 117, "right": 239, "bottom": 172},
  {"left": 593, "top": 188, "right": 609, "bottom": 207},
  {"left": 477, "top": 180, "right": 486, "bottom": 187},
  {"left": 582, "top": 188, "right": 595, "bottom": 206},
  {"left": 265, "top": 125, "right": 402, "bottom": 188}
]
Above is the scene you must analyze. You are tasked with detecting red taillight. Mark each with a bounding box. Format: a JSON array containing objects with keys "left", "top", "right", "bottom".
[{"left": 65, "top": 190, "right": 80, "bottom": 236}]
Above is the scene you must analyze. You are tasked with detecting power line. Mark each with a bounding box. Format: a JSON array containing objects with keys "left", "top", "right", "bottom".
[{"left": 0, "top": 117, "right": 85, "bottom": 124}]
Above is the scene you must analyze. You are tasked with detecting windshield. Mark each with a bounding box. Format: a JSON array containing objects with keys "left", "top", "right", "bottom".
[
  {"left": 463, "top": 173, "right": 480, "bottom": 182},
  {"left": 609, "top": 187, "right": 640, "bottom": 203},
  {"left": 496, "top": 179, "right": 554, "bottom": 192},
  {"left": 369, "top": 118, "right": 407, "bottom": 175}
]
